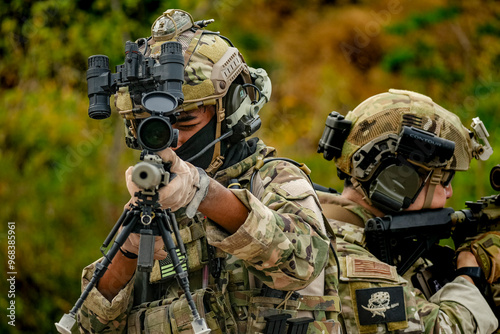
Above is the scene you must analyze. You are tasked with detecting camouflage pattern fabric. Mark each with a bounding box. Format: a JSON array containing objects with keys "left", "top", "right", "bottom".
[
  {"left": 456, "top": 231, "right": 500, "bottom": 321},
  {"left": 471, "top": 232, "right": 500, "bottom": 284},
  {"left": 149, "top": 32, "right": 229, "bottom": 103},
  {"left": 335, "top": 89, "right": 475, "bottom": 175},
  {"left": 77, "top": 140, "right": 341, "bottom": 334},
  {"left": 319, "top": 191, "right": 498, "bottom": 334},
  {"left": 457, "top": 231, "right": 500, "bottom": 328}
]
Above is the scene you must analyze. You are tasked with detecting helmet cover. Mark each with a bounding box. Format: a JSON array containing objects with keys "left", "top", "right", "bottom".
[{"left": 335, "top": 89, "right": 475, "bottom": 178}]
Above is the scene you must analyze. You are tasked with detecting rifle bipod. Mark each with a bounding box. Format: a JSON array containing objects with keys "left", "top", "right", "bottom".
[{"left": 55, "top": 188, "right": 210, "bottom": 334}]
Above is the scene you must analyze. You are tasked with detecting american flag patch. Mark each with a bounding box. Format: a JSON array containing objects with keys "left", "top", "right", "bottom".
[
  {"left": 346, "top": 255, "right": 398, "bottom": 281},
  {"left": 159, "top": 249, "right": 188, "bottom": 280}
]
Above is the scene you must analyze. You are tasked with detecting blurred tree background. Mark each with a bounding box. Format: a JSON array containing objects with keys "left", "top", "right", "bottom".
[{"left": 1, "top": 0, "right": 500, "bottom": 332}]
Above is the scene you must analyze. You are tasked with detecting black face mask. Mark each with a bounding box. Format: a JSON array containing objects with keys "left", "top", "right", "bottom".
[
  {"left": 175, "top": 116, "right": 217, "bottom": 169},
  {"left": 175, "top": 115, "right": 259, "bottom": 171}
]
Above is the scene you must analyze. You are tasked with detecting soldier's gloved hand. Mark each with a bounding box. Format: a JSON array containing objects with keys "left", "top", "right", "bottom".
[
  {"left": 160, "top": 148, "right": 208, "bottom": 213},
  {"left": 125, "top": 149, "right": 209, "bottom": 215},
  {"left": 470, "top": 232, "right": 500, "bottom": 284},
  {"left": 153, "top": 148, "right": 200, "bottom": 211}
]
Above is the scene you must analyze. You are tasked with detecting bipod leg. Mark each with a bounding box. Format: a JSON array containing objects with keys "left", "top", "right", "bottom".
[
  {"left": 101, "top": 209, "right": 129, "bottom": 253},
  {"left": 55, "top": 208, "right": 140, "bottom": 334},
  {"left": 157, "top": 211, "right": 210, "bottom": 334}
]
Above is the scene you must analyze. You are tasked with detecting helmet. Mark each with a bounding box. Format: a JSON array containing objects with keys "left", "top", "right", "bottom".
[
  {"left": 318, "top": 89, "right": 492, "bottom": 212},
  {"left": 116, "top": 9, "right": 272, "bottom": 173}
]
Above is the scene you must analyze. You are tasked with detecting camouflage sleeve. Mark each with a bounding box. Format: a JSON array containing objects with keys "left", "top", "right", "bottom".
[
  {"left": 77, "top": 259, "right": 135, "bottom": 334},
  {"left": 427, "top": 276, "right": 498, "bottom": 334},
  {"left": 206, "top": 160, "right": 330, "bottom": 291}
]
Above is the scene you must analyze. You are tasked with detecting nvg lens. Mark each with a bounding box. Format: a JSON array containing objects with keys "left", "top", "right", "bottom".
[{"left": 137, "top": 117, "right": 176, "bottom": 151}]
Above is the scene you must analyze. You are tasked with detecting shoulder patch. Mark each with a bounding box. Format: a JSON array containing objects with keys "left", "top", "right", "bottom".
[
  {"left": 355, "top": 286, "right": 406, "bottom": 325},
  {"left": 346, "top": 255, "right": 398, "bottom": 281}
]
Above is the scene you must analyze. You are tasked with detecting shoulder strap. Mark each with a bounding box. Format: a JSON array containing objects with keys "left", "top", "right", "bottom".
[{"left": 322, "top": 203, "right": 365, "bottom": 228}]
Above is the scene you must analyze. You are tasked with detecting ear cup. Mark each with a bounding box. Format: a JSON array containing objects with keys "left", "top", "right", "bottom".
[
  {"left": 222, "top": 84, "right": 247, "bottom": 119},
  {"left": 368, "top": 163, "right": 422, "bottom": 212},
  {"left": 222, "top": 83, "right": 252, "bottom": 143}
]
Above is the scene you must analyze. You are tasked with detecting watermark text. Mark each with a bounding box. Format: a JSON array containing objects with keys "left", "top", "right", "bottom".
[{"left": 6, "top": 222, "right": 16, "bottom": 327}]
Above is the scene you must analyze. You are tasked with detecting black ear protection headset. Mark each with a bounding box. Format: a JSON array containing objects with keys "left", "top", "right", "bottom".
[
  {"left": 318, "top": 112, "right": 455, "bottom": 212},
  {"left": 352, "top": 136, "right": 424, "bottom": 212}
]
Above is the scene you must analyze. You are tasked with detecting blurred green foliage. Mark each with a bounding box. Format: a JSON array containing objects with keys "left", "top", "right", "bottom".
[{"left": 1, "top": 0, "right": 500, "bottom": 332}]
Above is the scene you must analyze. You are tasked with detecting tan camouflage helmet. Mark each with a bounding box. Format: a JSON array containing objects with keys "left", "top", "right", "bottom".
[
  {"left": 322, "top": 89, "right": 493, "bottom": 211},
  {"left": 117, "top": 9, "right": 272, "bottom": 173},
  {"left": 116, "top": 9, "right": 259, "bottom": 117},
  {"left": 336, "top": 89, "right": 489, "bottom": 176},
  {"left": 150, "top": 9, "right": 254, "bottom": 107}
]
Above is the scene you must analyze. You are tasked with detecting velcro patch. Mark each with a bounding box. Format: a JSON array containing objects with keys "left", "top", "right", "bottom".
[
  {"left": 355, "top": 286, "right": 406, "bottom": 325},
  {"left": 159, "top": 249, "right": 188, "bottom": 280},
  {"left": 346, "top": 255, "right": 398, "bottom": 281}
]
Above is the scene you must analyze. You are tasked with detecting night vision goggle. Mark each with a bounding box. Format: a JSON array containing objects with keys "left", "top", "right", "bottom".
[{"left": 87, "top": 40, "right": 184, "bottom": 152}]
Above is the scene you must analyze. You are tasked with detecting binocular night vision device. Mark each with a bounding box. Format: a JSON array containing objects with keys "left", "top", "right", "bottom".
[{"left": 87, "top": 40, "right": 184, "bottom": 151}]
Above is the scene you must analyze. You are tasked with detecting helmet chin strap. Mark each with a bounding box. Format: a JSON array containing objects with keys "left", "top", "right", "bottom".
[
  {"left": 422, "top": 168, "right": 444, "bottom": 209},
  {"left": 422, "top": 118, "right": 446, "bottom": 209},
  {"left": 350, "top": 177, "right": 374, "bottom": 207},
  {"left": 205, "top": 98, "right": 225, "bottom": 175}
]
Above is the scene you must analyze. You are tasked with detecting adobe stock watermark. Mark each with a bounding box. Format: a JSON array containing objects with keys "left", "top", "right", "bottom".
[
  {"left": 462, "top": 75, "right": 500, "bottom": 113},
  {"left": 340, "top": 0, "right": 404, "bottom": 63},
  {"left": 213, "top": 0, "right": 243, "bottom": 15},
  {"left": 6, "top": 222, "right": 16, "bottom": 327},
  {"left": 55, "top": 120, "right": 113, "bottom": 181},
  {"left": 9, "top": 7, "right": 58, "bottom": 50}
]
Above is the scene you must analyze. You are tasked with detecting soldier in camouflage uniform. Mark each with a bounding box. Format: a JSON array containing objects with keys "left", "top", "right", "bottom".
[
  {"left": 317, "top": 89, "right": 498, "bottom": 333},
  {"left": 77, "top": 9, "right": 341, "bottom": 334}
]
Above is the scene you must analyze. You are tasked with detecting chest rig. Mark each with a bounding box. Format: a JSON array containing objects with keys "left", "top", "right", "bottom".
[{"left": 130, "top": 156, "right": 342, "bottom": 334}]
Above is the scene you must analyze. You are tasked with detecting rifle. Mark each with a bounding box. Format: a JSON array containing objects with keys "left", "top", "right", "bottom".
[
  {"left": 365, "top": 164, "right": 500, "bottom": 276},
  {"left": 55, "top": 153, "right": 210, "bottom": 334},
  {"left": 364, "top": 165, "right": 500, "bottom": 309}
]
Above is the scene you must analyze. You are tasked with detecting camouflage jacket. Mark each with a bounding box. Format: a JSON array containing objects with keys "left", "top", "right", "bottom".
[
  {"left": 77, "top": 140, "right": 341, "bottom": 334},
  {"left": 318, "top": 191, "right": 498, "bottom": 334}
]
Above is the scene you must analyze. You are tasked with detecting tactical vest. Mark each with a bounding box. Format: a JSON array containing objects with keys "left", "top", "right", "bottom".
[
  {"left": 127, "top": 156, "right": 342, "bottom": 334},
  {"left": 321, "top": 194, "right": 428, "bottom": 333}
]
